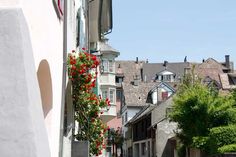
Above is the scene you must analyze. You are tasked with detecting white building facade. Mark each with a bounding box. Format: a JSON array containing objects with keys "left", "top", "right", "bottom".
[{"left": 0, "top": 0, "right": 113, "bottom": 157}]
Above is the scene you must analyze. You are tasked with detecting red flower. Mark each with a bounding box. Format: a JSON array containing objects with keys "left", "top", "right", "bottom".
[
  {"left": 82, "top": 47, "right": 86, "bottom": 51},
  {"left": 99, "top": 151, "right": 102, "bottom": 155},
  {"left": 71, "top": 65, "right": 76, "bottom": 70},
  {"left": 91, "top": 80, "right": 96, "bottom": 87},
  {"left": 91, "top": 55, "right": 97, "bottom": 61}
]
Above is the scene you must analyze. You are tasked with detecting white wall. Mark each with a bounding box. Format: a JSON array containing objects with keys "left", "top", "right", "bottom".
[
  {"left": 0, "top": 8, "right": 50, "bottom": 157},
  {"left": 0, "top": 1, "right": 65, "bottom": 157}
]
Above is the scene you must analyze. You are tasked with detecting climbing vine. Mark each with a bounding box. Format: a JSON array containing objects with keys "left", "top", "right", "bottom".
[{"left": 67, "top": 48, "right": 110, "bottom": 156}]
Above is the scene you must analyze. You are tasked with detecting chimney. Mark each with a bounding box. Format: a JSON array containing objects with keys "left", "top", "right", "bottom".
[
  {"left": 141, "top": 68, "right": 143, "bottom": 81},
  {"left": 184, "top": 56, "right": 187, "bottom": 62},
  {"left": 136, "top": 57, "right": 138, "bottom": 63},
  {"left": 133, "top": 74, "right": 140, "bottom": 86},
  {"left": 225, "top": 55, "right": 230, "bottom": 69},
  {"left": 163, "top": 60, "right": 168, "bottom": 69}
]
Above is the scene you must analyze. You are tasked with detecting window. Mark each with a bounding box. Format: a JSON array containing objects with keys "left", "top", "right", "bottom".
[
  {"left": 141, "top": 142, "right": 146, "bottom": 155},
  {"left": 116, "top": 90, "right": 121, "bottom": 101},
  {"left": 101, "top": 88, "right": 116, "bottom": 104},
  {"left": 102, "top": 60, "right": 114, "bottom": 73},
  {"left": 162, "top": 91, "right": 168, "bottom": 100},
  {"left": 125, "top": 112, "right": 128, "bottom": 122},
  {"left": 76, "top": 8, "right": 81, "bottom": 48},
  {"left": 116, "top": 76, "right": 123, "bottom": 83},
  {"left": 109, "top": 60, "right": 114, "bottom": 72},
  {"left": 122, "top": 116, "right": 124, "bottom": 125},
  {"left": 102, "top": 60, "right": 108, "bottom": 72},
  {"left": 159, "top": 74, "right": 172, "bottom": 81},
  {"left": 166, "top": 75, "right": 171, "bottom": 80},
  {"left": 109, "top": 89, "right": 115, "bottom": 104},
  {"left": 102, "top": 90, "right": 108, "bottom": 99}
]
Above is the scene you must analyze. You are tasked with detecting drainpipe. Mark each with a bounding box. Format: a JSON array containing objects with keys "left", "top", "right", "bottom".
[
  {"left": 86, "top": 0, "right": 90, "bottom": 51},
  {"left": 59, "top": 0, "right": 68, "bottom": 156}
]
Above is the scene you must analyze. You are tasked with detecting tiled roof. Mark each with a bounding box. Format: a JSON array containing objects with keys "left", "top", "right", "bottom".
[
  {"left": 219, "top": 73, "right": 236, "bottom": 90},
  {"left": 194, "top": 58, "right": 226, "bottom": 84},
  {"left": 123, "top": 82, "right": 156, "bottom": 107},
  {"left": 143, "top": 62, "right": 190, "bottom": 82},
  {"left": 127, "top": 96, "right": 174, "bottom": 126},
  {"left": 115, "top": 60, "right": 144, "bottom": 84}
]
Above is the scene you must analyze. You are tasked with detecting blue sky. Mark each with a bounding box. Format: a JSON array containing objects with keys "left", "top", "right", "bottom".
[{"left": 107, "top": 0, "right": 236, "bottom": 67}]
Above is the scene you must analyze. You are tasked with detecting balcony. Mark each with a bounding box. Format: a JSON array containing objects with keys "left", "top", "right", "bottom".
[{"left": 100, "top": 104, "right": 116, "bottom": 123}]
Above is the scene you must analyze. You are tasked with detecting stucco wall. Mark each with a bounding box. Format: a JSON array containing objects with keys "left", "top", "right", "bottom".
[
  {"left": 0, "top": 8, "right": 50, "bottom": 157},
  {"left": 0, "top": 0, "right": 65, "bottom": 156},
  {"left": 156, "top": 120, "right": 177, "bottom": 157}
]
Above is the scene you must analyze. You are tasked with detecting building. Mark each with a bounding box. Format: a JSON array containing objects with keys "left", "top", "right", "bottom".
[
  {"left": 0, "top": 0, "right": 114, "bottom": 157},
  {"left": 120, "top": 55, "right": 236, "bottom": 157},
  {"left": 115, "top": 58, "right": 189, "bottom": 157},
  {"left": 194, "top": 55, "right": 236, "bottom": 92},
  {"left": 97, "top": 38, "right": 120, "bottom": 156}
]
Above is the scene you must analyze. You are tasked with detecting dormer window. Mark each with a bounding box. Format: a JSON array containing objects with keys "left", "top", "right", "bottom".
[
  {"left": 161, "top": 75, "right": 171, "bottom": 81},
  {"left": 155, "top": 70, "right": 175, "bottom": 82}
]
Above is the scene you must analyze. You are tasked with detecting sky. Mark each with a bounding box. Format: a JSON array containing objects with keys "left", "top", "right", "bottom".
[{"left": 107, "top": 0, "right": 236, "bottom": 67}]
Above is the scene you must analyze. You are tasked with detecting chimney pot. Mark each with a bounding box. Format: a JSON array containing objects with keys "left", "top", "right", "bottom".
[{"left": 225, "top": 55, "right": 230, "bottom": 69}]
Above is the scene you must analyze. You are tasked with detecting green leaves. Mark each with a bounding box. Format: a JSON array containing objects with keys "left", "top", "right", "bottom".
[{"left": 169, "top": 80, "right": 236, "bottom": 155}]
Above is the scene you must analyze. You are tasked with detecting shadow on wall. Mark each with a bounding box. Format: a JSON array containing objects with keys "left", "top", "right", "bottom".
[{"left": 37, "top": 59, "right": 53, "bottom": 118}]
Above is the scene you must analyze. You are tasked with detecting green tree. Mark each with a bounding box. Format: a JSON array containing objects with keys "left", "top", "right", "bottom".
[{"left": 169, "top": 74, "right": 236, "bottom": 156}]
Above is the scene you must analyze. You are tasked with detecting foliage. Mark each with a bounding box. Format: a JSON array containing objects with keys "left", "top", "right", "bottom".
[
  {"left": 192, "top": 136, "right": 210, "bottom": 151},
  {"left": 177, "top": 143, "right": 187, "bottom": 157},
  {"left": 169, "top": 70, "right": 236, "bottom": 156},
  {"left": 209, "top": 125, "right": 236, "bottom": 154},
  {"left": 108, "top": 127, "right": 124, "bottom": 148},
  {"left": 67, "top": 49, "right": 110, "bottom": 156},
  {"left": 218, "top": 144, "right": 236, "bottom": 153},
  {"left": 169, "top": 83, "right": 214, "bottom": 146}
]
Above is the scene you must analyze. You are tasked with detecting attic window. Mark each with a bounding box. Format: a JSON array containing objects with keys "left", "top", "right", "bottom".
[{"left": 158, "top": 75, "right": 171, "bottom": 81}]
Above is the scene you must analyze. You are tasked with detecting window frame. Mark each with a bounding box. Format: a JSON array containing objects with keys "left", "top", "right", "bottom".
[
  {"left": 101, "top": 87, "right": 116, "bottom": 105},
  {"left": 102, "top": 59, "right": 115, "bottom": 73}
]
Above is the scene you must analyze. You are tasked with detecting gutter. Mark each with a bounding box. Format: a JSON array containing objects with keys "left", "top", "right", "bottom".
[{"left": 59, "top": 0, "right": 68, "bottom": 156}]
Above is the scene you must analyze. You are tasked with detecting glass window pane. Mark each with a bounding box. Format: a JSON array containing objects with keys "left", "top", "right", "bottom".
[
  {"left": 109, "top": 60, "right": 114, "bottom": 72},
  {"left": 103, "top": 60, "right": 108, "bottom": 72},
  {"left": 109, "top": 89, "right": 114, "bottom": 104},
  {"left": 102, "top": 90, "right": 108, "bottom": 99}
]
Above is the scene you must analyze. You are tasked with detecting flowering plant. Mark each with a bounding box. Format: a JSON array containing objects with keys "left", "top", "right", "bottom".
[{"left": 67, "top": 48, "right": 110, "bottom": 156}]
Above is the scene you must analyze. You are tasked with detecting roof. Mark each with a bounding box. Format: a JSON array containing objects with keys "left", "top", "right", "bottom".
[
  {"left": 219, "top": 73, "right": 236, "bottom": 90},
  {"left": 194, "top": 58, "right": 226, "bottom": 84},
  {"left": 122, "top": 82, "right": 156, "bottom": 107},
  {"left": 143, "top": 62, "right": 190, "bottom": 82},
  {"left": 126, "top": 104, "right": 155, "bottom": 126},
  {"left": 99, "top": 41, "right": 120, "bottom": 56},
  {"left": 152, "top": 96, "right": 173, "bottom": 125},
  {"left": 115, "top": 60, "right": 144, "bottom": 84},
  {"left": 127, "top": 96, "right": 174, "bottom": 126},
  {"left": 148, "top": 82, "right": 176, "bottom": 93}
]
